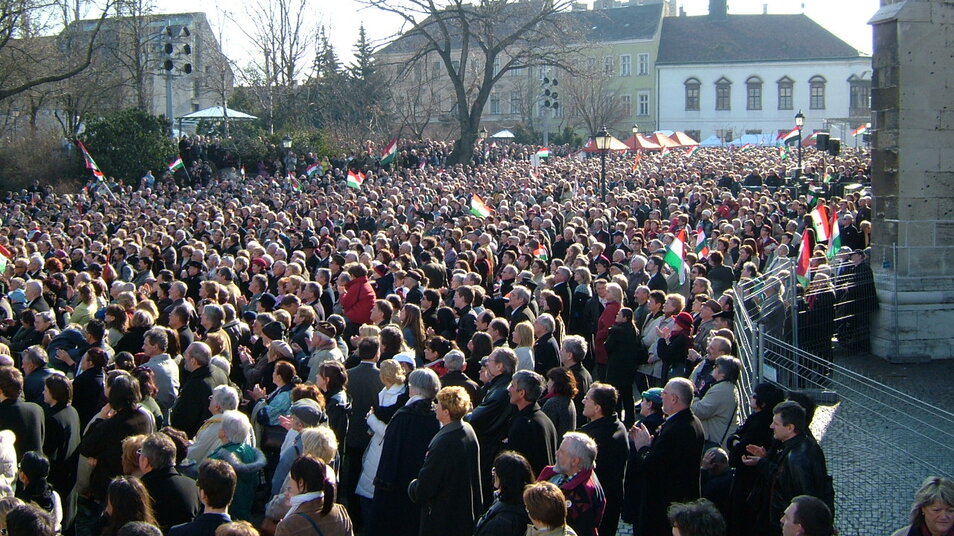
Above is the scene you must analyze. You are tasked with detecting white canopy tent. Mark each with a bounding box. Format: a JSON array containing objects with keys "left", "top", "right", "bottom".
[
  {"left": 699, "top": 135, "right": 725, "bottom": 147},
  {"left": 176, "top": 106, "right": 258, "bottom": 135},
  {"left": 490, "top": 129, "right": 515, "bottom": 139}
]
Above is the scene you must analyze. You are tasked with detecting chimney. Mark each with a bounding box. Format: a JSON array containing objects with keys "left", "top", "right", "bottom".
[
  {"left": 709, "top": 0, "right": 727, "bottom": 19},
  {"left": 679, "top": 6, "right": 686, "bottom": 16},
  {"left": 763, "top": 3, "right": 768, "bottom": 14}
]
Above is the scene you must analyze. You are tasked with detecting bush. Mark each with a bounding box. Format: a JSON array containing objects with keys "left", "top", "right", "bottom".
[
  {"left": 81, "top": 108, "right": 178, "bottom": 185},
  {"left": 0, "top": 128, "right": 83, "bottom": 192}
]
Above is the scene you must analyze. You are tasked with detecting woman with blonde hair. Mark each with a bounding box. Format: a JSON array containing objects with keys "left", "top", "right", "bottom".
[
  {"left": 891, "top": 477, "right": 954, "bottom": 536},
  {"left": 594, "top": 282, "right": 624, "bottom": 381},
  {"left": 400, "top": 303, "right": 427, "bottom": 360},
  {"left": 120, "top": 434, "right": 148, "bottom": 477},
  {"left": 511, "top": 321, "right": 536, "bottom": 372}
]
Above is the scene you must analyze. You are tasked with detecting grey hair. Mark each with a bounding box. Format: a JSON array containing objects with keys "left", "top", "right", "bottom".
[
  {"left": 489, "top": 347, "right": 518, "bottom": 376},
  {"left": 301, "top": 426, "right": 338, "bottom": 464},
  {"left": 535, "top": 313, "right": 555, "bottom": 334},
  {"left": 202, "top": 304, "right": 224, "bottom": 327},
  {"left": 211, "top": 385, "right": 240, "bottom": 411},
  {"left": 555, "top": 266, "right": 572, "bottom": 280},
  {"left": 144, "top": 327, "right": 169, "bottom": 352},
  {"left": 443, "top": 350, "right": 465, "bottom": 372},
  {"left": 714, "top": 356, "right": 742, "bottom": 384},
  {"left": 407, "top": 368, "right": 441, "bottom": 399},
  {"left": 511, "top": 370, "right": 545, "bottom": 403},
  {"left": 186, "top": 342, "right": 213, "bottom": 367},
  {"left": 34, "top": 310, "right": 55, "bottom": 325},
  {"left": 210, "top": 355, "right": 231, "bottom": 377},
  {"left": 909, "top": 477, "right": 954, "bottom": 526},
  {"left": 561, "top": 432, "right": 598, "bottom": 469},
  {"left": 666, "top": 377, "right": 694, "bottom": 406},
  {"left": 561, "top": 335, "right": 587, "bottom": 363},
  {"left": 509, "top": 286, "right": 531, "bottom": 304},
  {"left": 22, "top": 345, "right": 48, "bottom": 367},
  {"left": 220, "top": 410, "right": 252, "bottom": 444}
]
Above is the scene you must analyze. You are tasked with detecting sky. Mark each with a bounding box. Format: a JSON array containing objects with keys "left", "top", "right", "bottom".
[{"left": 147, "top": 0, "right": 879, "bottom": 73}]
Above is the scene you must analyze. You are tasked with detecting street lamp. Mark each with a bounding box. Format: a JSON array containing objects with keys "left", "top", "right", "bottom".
[
  {"left": 479, "top": 127, "right": 488, "bottom": 140},
  {"left": 795, "top": 110, "right": 805, "bottom": 178},
  {"left": 595, "top": 125, "right": 612, "bottom": 202},
  {"left": 281, "top": 135, "right": 293, "bottom": 177},
  {"left": 632, "top": 123, "right": 639, "bottom": 136}
]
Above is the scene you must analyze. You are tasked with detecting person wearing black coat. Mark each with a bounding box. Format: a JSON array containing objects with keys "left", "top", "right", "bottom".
[
  {"left": 629, "top": 378, "right": 705, "bottom": 536},
  {"left": 580, "top": 384, "right": 630, "bottom": 536},
  {"left": 603, "top": 310, "right": 641, "bottom": 427},
  {"left": 170, "top": 343, "right": 230, "bottom": 438},
  {"left": 0, "top": 367, "right": 45, "bottom": 459},
  {"left": 657, "top": 312, "right": 692, "bottom": 381},
  {"left": 474, "top": 451, "right": 534, "bottom": 536},
  {"left": 621, "top": 390, "right": 666, "bottom": 526},
  {"left": 408, "top": 386, "right": 483, "bottom": 536},
  {"left": 41, "top": 375, "right": 81, "bottom": 529},
  {"left": 532, "top": 324, "right": 561, "bottom": 376},
  {"left": 139, "top": 433, "right": 202, "bottom": 532},
  {"left": 72, "top": 350, "right": 106, "bottom": 428},
  {"left": 502, "top": 370, "right": 558, "bottom": 477},
  {"left": 370, "top": 371, "right": 440, "bottom": 536},
  {"left": 465, "top": 350, "right": 516, "bottom": 502}
]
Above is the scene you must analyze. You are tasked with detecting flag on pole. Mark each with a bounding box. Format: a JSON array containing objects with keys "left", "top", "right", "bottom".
[
  {"left": 583, "top": 138, "right": 595, "bottom": 150},
  {"left": 306, "top": 162, "right": 320, "bottom": 177},
  {"left": 811, "top": 204, "right": 832, "bottom": 242},
  {"left": 779, "top": 127, "right": 800, "bottom": 143},
  {"left": 379, "top": 138, "right": 398, "bottom": 165},
  {"left": 470, "top": 194, "right": 491, "bottom": 218},
  {"left": 694, "top": 227, "right": 709, "bottom": 257},
  {"left": 533, "top": 246, "right": 549, "bottom": 261},
  {"left": 535, "top": 147, "right": 550, "bottom": 158},
  {"left": 778, "top": 145, "right": 791, "bottom": 160},
  {"left": 631, "top": 151, "right": 642, "bottom": 172},
  {"left": 796, "top": 229, "right": 815, "bottom": 287},
  {"left": 167, "top": 156, "right": 185, "bottom": 172},
  {"left": 77, "top": 141, "right": 105, "bottom": 180},
  {"left": 418, "top": 158, "right": 426, "bottom": 169},
  {"left": 290, "top": 174, "right": 302, "bottom": 192},
  {"left": 740, "top": 144, "right": 754, "bottom": 152},
  {"left": 347, "top": 170, "right": 365, "bottom": 189},
  {"left": 851, "top": 124, "right": 867, "bottom": 136},
  {"left": 0, "top": 244, "right": 11, "bottom": 273},
  {"left": 660, "top": 146, "right": 671, "bottom": 157},
  {"left": 685, "top": 146, "right": 699, "bottom": 158},
  {"left": 807, "top": 191, "right": 819, "bottom": 209},
  {"left": 664, "top": 229, "right": 688, "bottom": 284},
  {"left": 827, "top": 216, "right": 842, "bottom": 260}
]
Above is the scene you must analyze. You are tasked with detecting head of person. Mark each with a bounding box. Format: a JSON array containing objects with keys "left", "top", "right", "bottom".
[
  {"left": 712, "top": 356, "right": 742, "bottom": 384},
  {"left": 483, "top": 347, "right": 517, "bottom": 380},
  {"left": 218, "top": 410, "right": 252, "bottom": 445},
  {"left": 184, "top": 341, "right": 213, "bottom": 372},
  {"left": 507, "top": 370, "right": 545, "bottom": 408},
  {"left": 300, "top": 426, "right": 339, "bottom": 464},
  {"left": 560, "top": 335, "right": 587, "bottom": 367},
  {"left": 0, "top": 366, "right": 23, "bottom": 401},
  {"left": 138, "top": 432, "right": 176, "bottom": 474},
  {"left": 288, "top": 455, "right": 336, "bottom": 515},
  {"left": 407, "top": 368, "right": 441, "bottom": 400},
  {"left": 317, "top": 361, "right": 348, "bottom": 394},
  {"left": 554, "top": 432, "right": 597, "bottom": 477},
  {"left": 43, "top": 373, "right": 72, "bottom": 407},
  {"left": 107, "top": 372, "right": 142, "bottom": 412},
  {"left": 781, "top": 495, "right": 835, "bottom": 536},
  {"left": 4, "top": 503, "right": 56, "bottom": 536},
  {"left": 197, "top": 459, "right": 237, "bottom": 511},
  {"left": 906, "top": 477, "right": 954, "bottom": 536},
  {"left": 750, "top": 382, "right": 786, "bottom": 413},
  {"left": 545, "top": 367, "right": 578, "bottom": 400},
  {"left": 116, "top": 522, "right": 162, "bottom": 536},
  {"left": 667, "top": 498, "right": 726, "bottom": 536},
  {"left": 17, "top": 451, "right": 50, "bottom": 499},
  {"left": 491, "top": 451, "right": 533, "bottom": 504},
  {"left": 582, "top": 382, "right": 617, "bottom": 421},
  {"left": 443, "top": 349, "right": 466, "bottom": 373},
  {"left": 435, "top": 386, "right": 472, "bottom": 425},
  {"left": 105, "top": 476, "right": 156, "bottom": 531},
  {"left": 662, "top": 377, "right": 693, "bottom": 415},
  {"left": 523, "top": 481, "right": 569, "bottom": 531},
  {"left": 771, "top": 400, "right": 807, "bottom": 442}
]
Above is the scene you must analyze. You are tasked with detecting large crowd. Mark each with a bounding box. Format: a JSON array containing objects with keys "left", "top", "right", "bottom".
[{"left": 0, "top": 137, "right": 950, "bottom": 536}]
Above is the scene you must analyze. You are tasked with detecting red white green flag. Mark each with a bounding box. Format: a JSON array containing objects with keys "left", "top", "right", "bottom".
[
  {"left": 535, "top": 147, "right": 550, "bottom": 158},
  {"left": 660, "top": 146, "right": 671, "bottom": 157},
  {"left": 379, "top": 138, "right": 398, "bottom": 165},
  {"left": 306, "top": 162, "right": 320, "bottom": 177},
  {"left": 290, "top": 173, "right": 302, "bottom": 192},
  {"left": 0, "top": 244, "right": 11, "bottom": 273},
  {"left": 685, "top": 146, "right": 699, "bottom": 158},
  {"left": 77, "top": 140, "right": 105, "bottom": 180},
  {"left": 664, "top": 229, "right": 688, "bottom": 284},
  {"left": 631, "top": 151, "right": 642, "bottom": 172},
  {"left": 533, "top": 247, "right": 549, "bottom": 261},
  {"left": 470, "top": 194, "right": 491, "bottom": 218},
  {"left": 779, "top": 127, "right": 800, "bottom": 143},
  {"left": 740, "top": 144, "right": 754, "bottom": 152},
  {"left": 851, "top": 124, "right": 867, "bottom": 136},
  {"left": 778, "top": 145, "right": 791, "bottom": 160},
  {"left": 694, "top": 227, "right": 709, "bottom": 257},
  {"left": 827, "top": 216, "right": 842, "bottom": 260},
  {"left": 168, "top": 156, "right": 184, "bottom": 172},
  {"left": 811, "top": 205, "right": 832, "bottom": 242},
  {"left": 796, "top": 229, "right": 815, "bottom": 286},
  {"left": 347, "top": 170, "right": 365, "bottom": 189}
]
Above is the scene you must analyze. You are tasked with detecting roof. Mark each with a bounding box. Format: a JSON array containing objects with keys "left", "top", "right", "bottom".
[
  {"left": 380, "top": 3, "right": 662, "bottom": 55},
  {"left": 657, "top": 14, "right": 867, "bottom": 65},
  {"left": 178, "top": 106, "right": 257, "bottom": 120}
]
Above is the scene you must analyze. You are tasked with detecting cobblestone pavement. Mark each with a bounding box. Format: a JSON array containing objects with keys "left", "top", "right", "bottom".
[{"left": 614, "top": 351, "right": 954, "bottom": 536}]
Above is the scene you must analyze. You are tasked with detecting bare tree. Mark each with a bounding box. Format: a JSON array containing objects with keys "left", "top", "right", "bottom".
[
  {"left": 385, "top": 57, "right": 447, "bottom": 140},
  {"left": 0, "top": 0, "right": 112, "bottom": 102},
  {"left": 561, "top": 60, "right": 628, "bottom": 136},
  {"left": 364, "top": 0, "right": 583, "bottom": 164}
]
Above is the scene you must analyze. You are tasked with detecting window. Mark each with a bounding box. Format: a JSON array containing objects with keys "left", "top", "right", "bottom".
[
  {"left": 637, "top": 91, "right": 650, "bottom": 116},
  {"left": 510, "top": 92, "right": 521, "bottom": 115},
  {"left": 686, "top": 130, "right": 701, "bottom": 143},
  {"left": 777, "top": 76, "right": 793, "bottom": 110},
  {"left": 684, "top": 78, "right": 700, "bottom": 111},
  {"left": 490, "top": 93, "right": 500, "bottom": 114},
  {"left": 604, "top": 56, "right": 614, "bottom": 75},
  {"left": 716, "top": 129, "right": 733, "bottom": 142},
  {"left": 849, "top": 76, "right": 870, "bottom": 112},
  {"left": 637, "top": 53, "right": 649, "bottom": 76},
  {"left": 746, "top": 76, "right": 762, "bottom": 110},
  {"left": 620, "top": 55, "right": 631, "bottom": 77},
  {"left": 745, "top": 129, "right": 762, "bottom": 135},
  {"left": 620, "top": 95, "right": 632, "bottom": 116},
  {"left": 809, "top": 75, "right": 826, "bottom": 110},
  {"left": 715, "top": 77, "right": 731, "bottom": 111},
  {"left": 431, "top": 61, "right": 441, "bottom": 80},
  {"left": 493, "top": 57, "right": 501, "bottom": 76}
]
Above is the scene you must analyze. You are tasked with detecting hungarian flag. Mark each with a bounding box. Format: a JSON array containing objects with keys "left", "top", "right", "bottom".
[
  {"left": 168, "top": 156, "right": 185, "bottom": 172},
  {"left": 535, "top": 147, "right": 550, "bottom": 158},
  {"left": 807, "top": 191, "right": 819, "bottom": 209},
  {"left": 685, "top": 146, "right": 699, "bottom": 158},
  {"left": 660, "top": 146, "right": 671, "bottom": 157},
  {"left": 740, "top": 144, "right": 754, "bottom": 152},
  {"left": 779, "top": 127, "right": 800, "bottom": 143},
  {"left": 306, "top": 162, "right": 320, "bottom": 177},
  {"left": 379, "top": 138, "right": 398, "bottom": 165},
  {"left": 827, "top": 215, "right": 842, "bottom": 260},
  {"left": 347, "top": 170, "right": 365, "bottom": 189},
  {"left": 664, "top": 229, "right": 688, "bottom": 284},
  {"left": 778, "top": 145, "right": 790, "bottom": 160},
  {"left": 796, "top": 229, "right": 815, "bottom": 286},
  {"left": 583, "top": 138, "right": 595, "bottom": 150},
  {"left": 801, "top": 131, "right": 819, "bottom": 146},
  {"left": 851, "top": 124, "right": 867, "bottom": 136},
  {"left": 290, "top": 173, "right": 302, "bottom": 192},
  {"left": 694, "top": 227, "right": 709, "bottom": 257},
  {"left": 533, "top": 246, "right": 549, "bottom": 261},
  {"left": 631, "top": 151, "right": 642, "bottom": 172},
  {"left": 470, "top": 194, "right": 491, "bottom": 218},
  {"left": 77, "top": 140, "right": 105, "bottom": 180},
  {"left": 811, "top": 205, "right": 832, "bottom": 242},
  {"left": 418, "top": 158, "right": 426, "bottom": 169},
  {"left": 0, "top": 244, "right": 11, "bottom": 273}
]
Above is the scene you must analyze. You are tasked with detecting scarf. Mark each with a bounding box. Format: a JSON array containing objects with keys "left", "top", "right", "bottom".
[{"left": 284, "top": 491, "right": 324, "bottom": 520}]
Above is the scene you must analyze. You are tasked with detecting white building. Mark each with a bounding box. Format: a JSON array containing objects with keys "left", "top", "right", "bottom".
[{"left": 655, "top": 3, "right": 871, "bottom": 144}]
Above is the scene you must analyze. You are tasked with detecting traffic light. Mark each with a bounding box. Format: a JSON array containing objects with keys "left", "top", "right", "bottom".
[{"left": 160, "top": 25, "right": 192, "bottom": 75}]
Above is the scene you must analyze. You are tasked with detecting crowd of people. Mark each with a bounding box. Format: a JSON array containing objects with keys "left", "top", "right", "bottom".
[{"left": 0, "top": 137, "right": 936, "bottom": 536}]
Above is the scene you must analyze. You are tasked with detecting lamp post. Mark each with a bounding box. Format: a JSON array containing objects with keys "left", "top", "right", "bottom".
[
  {"left": 282, "top": 135, "right": 293, "bottom": 177},
  {"left": 595, "top": 125, "right": 611, "bottom": 202},
  {"left": 479, "top": 127, "right": 488, "bottom": 141},
  {"left": 795, "top": 110, "right": 804, "bottom": 179},
  {"left": 632, "top": 123, "right": 639, "bottom": 149}
]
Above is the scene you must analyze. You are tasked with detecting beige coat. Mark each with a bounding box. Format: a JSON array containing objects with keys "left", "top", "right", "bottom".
[{"left": 691, "top": 380, "right": 739, "bottom": 447}]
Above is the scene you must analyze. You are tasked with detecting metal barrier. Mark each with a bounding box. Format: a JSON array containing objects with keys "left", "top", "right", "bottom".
[{"left": 733, "top": 283, "right": 954, "bottom": 533}]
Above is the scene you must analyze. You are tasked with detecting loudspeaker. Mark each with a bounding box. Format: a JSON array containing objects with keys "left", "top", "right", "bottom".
[
  {"left": 816, "top": 132, "right": 830, "bottom": 152},
  {"left": 828, "top": 138, "right": 841, "bottom": 156}
]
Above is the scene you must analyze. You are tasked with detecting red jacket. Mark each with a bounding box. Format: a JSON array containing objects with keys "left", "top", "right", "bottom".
[
  {"left": 594, "top": 301, "right": 621, "bottom": 365},
  {"left": 341, "top": 276, "right": 375, "bottom": 325}
]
